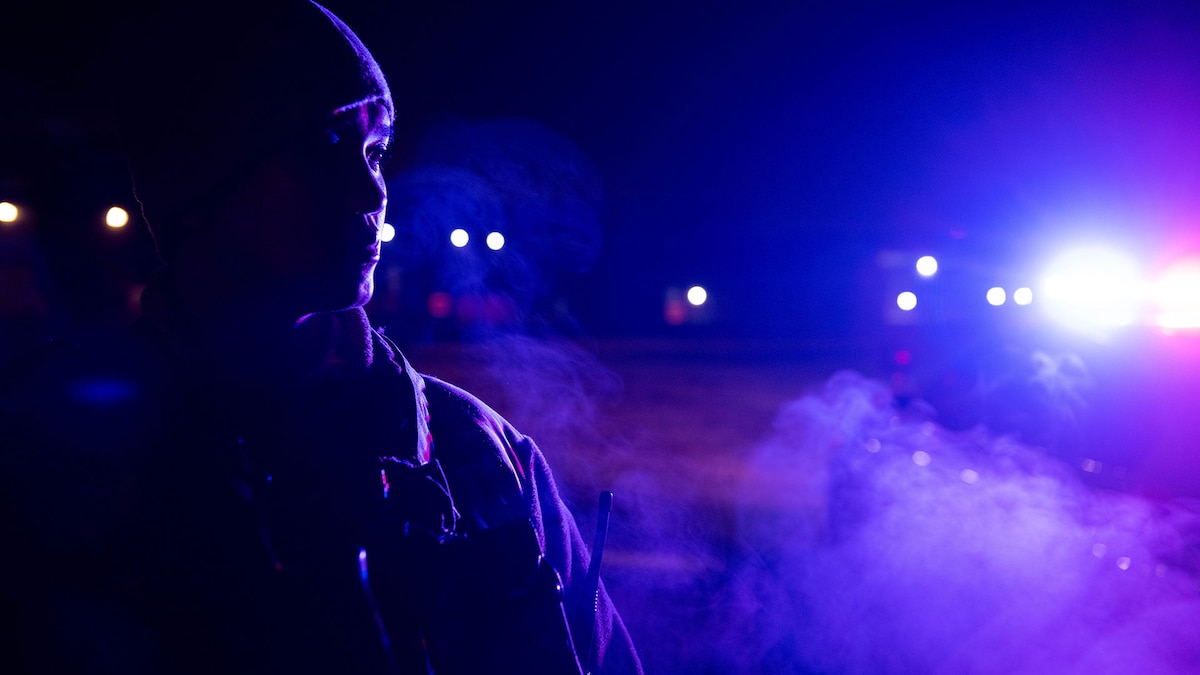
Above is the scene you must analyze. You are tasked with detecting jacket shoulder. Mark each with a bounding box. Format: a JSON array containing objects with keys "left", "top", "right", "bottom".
[{"left": 418, "top": 374, "right": 533, "bottom": 528}]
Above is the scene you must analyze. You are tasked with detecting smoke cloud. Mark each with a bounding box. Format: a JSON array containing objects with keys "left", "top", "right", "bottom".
[
  {"left": 723, "top": 370, "right": 1200, "bottom": 673},
  {"left": 469, "top": 352, "right": 1200, "bottom": 674}
]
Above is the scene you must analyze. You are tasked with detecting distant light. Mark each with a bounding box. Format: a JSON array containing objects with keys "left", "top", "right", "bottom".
[
  {"left": 1081, "top": 458, "right": 1102, "bottom": 473},
  {"left": 450, "top": 229, "right": 469, "bottom": 247},
  {"left": 1116, "top": 556, "right": 1131, "bottom": 571},
  {"left": 486, "top": 231, "right": 505, "bottom": 251},
  {"left": 1013, "top": 287, "right": 1033, "bottom": 305},
  {"left": 894, "top": 349, "right": 911, "bottom": 365},
  {"left": 1092, "top": 543, "right": 1107, "bottom": 558},
  {"left": 912, "top": 450, "right": 931, "bottom": 466},
  {"left": 897, "top": 291, "right": 917, "bottom": 311},
  {"left": 427, "top": 291, "right": 453, "bottom": 319},
  {"left": 379, "top": 222, "right": 395, "bottom": 243},
  {"left": 68, "top": 377, "right": 138, "bottom": 404},
  {"left": 986, "top": 286, "right": 1006, "bottom": 306},
  {"left": 960, "top": 468, "right": 979, "bottom": 484},
  {"left": 0, "top": 201, "right": 17, "bottom": 223},
  {"left": 864, "top": 438, "right": 881, "bottom": 453},
  {"left": 664, "top": 298, "right": 687, "bottom": 325},
  {"left": 1151, "top": 259, "right": 1200, "bottom": 332},
  {"left": 687, "top": 285, "right": 708, "bottom": 306},
  {"left": 916, "top": 255, "right": 938, "bottom": 277},
  {"left": 105, "top": 206, "right": 129, "bottom": 228},
  {"left": 1042, "top": 246, "right": 1142, "bottom": 330}
]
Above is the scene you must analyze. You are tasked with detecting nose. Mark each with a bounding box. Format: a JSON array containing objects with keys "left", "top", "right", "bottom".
[{"left": 348, "top": 161, "right": 387, "bottom": 219}]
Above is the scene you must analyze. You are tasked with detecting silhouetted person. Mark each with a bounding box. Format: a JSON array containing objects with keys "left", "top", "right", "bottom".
[{"left": 0, "top": 2, "right": 640, "bottom": 673}]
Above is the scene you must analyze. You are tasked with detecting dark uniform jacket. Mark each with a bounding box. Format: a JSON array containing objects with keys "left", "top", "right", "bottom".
[{"left": 0, "top": 303, "right": 641, "bottom": 674}]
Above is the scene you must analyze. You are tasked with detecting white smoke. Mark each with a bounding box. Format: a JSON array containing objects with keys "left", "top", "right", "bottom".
[{"left": 722, "top": 370, "right": 1200, "bottom": 674}]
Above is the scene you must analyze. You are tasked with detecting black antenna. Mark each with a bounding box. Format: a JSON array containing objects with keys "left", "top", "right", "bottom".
[{"left": 584, "top": 490, "right": 613, "bottom": 674}]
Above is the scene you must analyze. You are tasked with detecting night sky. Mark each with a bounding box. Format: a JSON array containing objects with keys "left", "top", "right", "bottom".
[{"left": 4, "top": 0, "right": 1200, "bottom": 340}]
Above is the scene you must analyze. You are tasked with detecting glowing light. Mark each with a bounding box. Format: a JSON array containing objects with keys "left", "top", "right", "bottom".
[
  {"left": 912, "top": 450, "right": 931, "bottom": 466},
  {"left": 486, "top": 231, "right": 505, "bottom": 251},
  {"left": 427, "top": 291, "right": 453, "bottom": 319},
  {"left": 687, "top": 285, "right": 708, "bottom": 306},
  {"left": 1041, "top": 246, "right": 1142, "bottom": 330},
  {"left": 916, "top": 255, "right": 938, "bottom": 277},
  {"left": 379, "top": 222, "right": 395, "bottom": 243},
  {"left": 68, "top": 377, "right": 138, "bottom": 404},
  {"left": 1151, "top": 259, "right": 1200, "bottom": 332},
  {"left": 1116, "top": 556, "right": 1131, "bottom": 571},
  {"left": 0, "top": 201, "right": 17, "bottom": 223},
  {"left": 450, "top": 228, "right": 469, "bottom": 247},
  {"left": 105, "top": 206, "right": 129, "bottom": 228},
  {"left": 1092, "top": 543, "right": 1107, "bottom": 558},
  {"left": 664, "top": 298, "right": 687, "bottom": 325},
  {"left": 986, "top": 287, "right": 1006, "bottom": 306},
  {"left": 897, "top": 291, "right": 917, "bottom": 311},
  {"left": 1081, "top": 458, "right": 1102, "bottom": 473},
  {"left": 1013, "top": 287, "right": 1033, "bottom": 305},
  {"left": 864, "top": 438, "right": 881, "bottom": 453},
  {"left": 960, "top": 469, "right": 979, "bottom": 484}
]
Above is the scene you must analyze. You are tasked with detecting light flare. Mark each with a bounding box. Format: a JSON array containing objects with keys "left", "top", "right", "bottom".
[
  {"left": 916, "top": 255, "right": 938, "bottom": 277},
  {"left": 105, "top": 206, "right": 129, "bottom": 228},
  {"left": 1151, "top": 258, "right": 1200, "bottom": 332},
  {"left": 986, "top": 287, "right": 1006, "bottom": 306},
  {"left": 1041, "top": 247, "right": 1143, "bottom": 331},
  {"left": 0, "top": 201, "right": 17, "bottom": 223}
]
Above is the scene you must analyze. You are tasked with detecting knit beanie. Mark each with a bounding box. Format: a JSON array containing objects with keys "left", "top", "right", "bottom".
[{"left": 113, "top": 0, "right": 393, "bottom": 258}]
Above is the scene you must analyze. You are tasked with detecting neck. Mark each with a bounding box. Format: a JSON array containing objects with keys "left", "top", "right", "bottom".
[{"left": 142, "top": 268, "right": 341, "bottom": 385}]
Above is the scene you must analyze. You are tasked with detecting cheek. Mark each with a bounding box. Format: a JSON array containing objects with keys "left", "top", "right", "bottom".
[{"left": 253, "top": 174, "right": 339, "bottom": 262}]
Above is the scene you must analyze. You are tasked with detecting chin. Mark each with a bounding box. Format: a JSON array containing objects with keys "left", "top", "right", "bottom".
[{"left": 296, "top": 275, "right": 374, "bottom": 316}]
